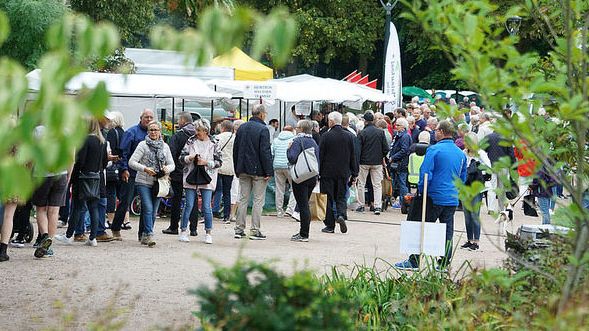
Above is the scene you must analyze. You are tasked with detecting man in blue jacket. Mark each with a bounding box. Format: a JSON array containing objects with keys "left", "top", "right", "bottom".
[
  {"left": 233, "top": 104, "right": 274, "bottom": 240},
  {"left": 395, "top": 120, "right": 467, "bottom": 271},
  {"left": 110, "top": 109, "right": 152, "bottom": 241}
]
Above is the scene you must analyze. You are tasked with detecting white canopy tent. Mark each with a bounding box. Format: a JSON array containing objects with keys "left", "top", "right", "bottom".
[{"left": 26, "top": 70, "right": 232, "bottom": 128}]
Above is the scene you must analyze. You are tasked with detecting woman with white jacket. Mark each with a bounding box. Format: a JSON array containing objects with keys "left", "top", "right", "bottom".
[
  {"left": 129, "top": 121, "right": 175, "bottom": 247},
  {"left": 179, "top": 119, "right": 222, "bottom": 244}
]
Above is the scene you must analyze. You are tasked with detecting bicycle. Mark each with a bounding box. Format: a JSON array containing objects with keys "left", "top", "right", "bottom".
[{"left": 130, "top": 194, "right": 186, "bottom": 217}]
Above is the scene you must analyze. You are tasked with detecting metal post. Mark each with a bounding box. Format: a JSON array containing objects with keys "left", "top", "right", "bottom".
[
  {"left": 238, "top": 99, "right": 242, "bottom": 120},
  {"left": 279, "top": 101, "right": 282, "bottom": 132},
  {"left": 380, "top": 0, "right": 398, "bottom": 92},
  {"left": 171, "top": 97, "right": 175, "bottom": 133},
  {"left": 246, "top": 99, "right": 250, "bottom": 119}
]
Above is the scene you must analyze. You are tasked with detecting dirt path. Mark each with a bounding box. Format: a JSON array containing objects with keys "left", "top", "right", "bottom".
[{"left": 0, "top": 205, "right": 538, "bottom": 330}]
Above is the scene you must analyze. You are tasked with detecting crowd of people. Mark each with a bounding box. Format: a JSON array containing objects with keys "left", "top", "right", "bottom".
[{"left": 0, "top": 96, "right": 561, "bottom": 268}]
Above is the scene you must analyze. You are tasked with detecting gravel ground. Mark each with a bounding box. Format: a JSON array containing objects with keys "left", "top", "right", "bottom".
[{"left": 0, "top": 203, "right": 542, "bottom": 330}]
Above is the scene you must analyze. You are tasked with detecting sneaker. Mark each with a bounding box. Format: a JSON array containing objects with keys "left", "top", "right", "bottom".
[
  {"left": 394, "top": 260, "right": 418, "bottom": 271},
  {"left": 460, "top": 241, "right": 473, "bottom": 249},
  {"left": 234, "top": 231, "right": 247, "bottom": 239},
  {"left": 336, "top": 216, "right": 348, "bottom": 234},
  {"left": 121, "top": 222, "right": 132, "bottom": 230},
  {"left": 435, "top": 264, "right": 449, "bottom": 273},
  {"left": 74, "top": 234, "right": 88, "bottom": 242},
  {"left": 374, "top": 208, "right": 382, "bottom": 215},
  {"left": 222, "top": 218, "right": 231, "bottom": 224},
  {"left": 249, "top": 231, "right": 267, "bottom": 240},
  {"left": 9, "top": 238, "right": 25, "bottom": 248},
  {"left": 355, "top": 206, "right": 365, "bottom": 213},
  {"left": 33, "top": 238, "right": 41, "bottom": 248},
  {"left": 369, "top": 205, "right": 376, "bottom": 212},
  {"left": 179, "top": 231, "right": 190, "bottom": 242},
  {"left": 212, "top": 212, "right": 223, "bottom": 219},
  {"left": 57, "top": 221, "right": 67, "bottom": 228},
  {"left": 291, "top": 233, "right": 309, "bottom": 242},
  {"left": 190, "top": 229, "right": 198, "bottom": 237},
  {"left": 34, "top": 236, "right": 53, "bottom": 258},
  {"left": 291, "top": 211, "right": 300, "bottom": 222},
  {"left": 96, "top": 233, "right": 114, "bottom": 242},
  {"left": 321, "top": 227, "right": 335, "bottom": 233},
  {"left": 85, "top": 239, "right": 98, "bottom": 247},
  {"left": 205, "top": 234, "right": 213, "bottom": 244},
  {"left": 44, "top": 247, "right": 54, "bottom": 257},
  {"left": 468, "top": 243, "right": 480, "bottom": 251},
  {"left": 54, "top": 234, "right": 74, "bottom": 245},
  {"left": 141, "top": 235, "right": 156, "bottom": 247},
  {"left": 391, "top": 201, "right": 401, "bottom": 209},
  {"left": 162, "top": 228, "right": 179, "bottom": 235},
  {"left": 277, "top": 211, "right": 285, "bottom": 218}
]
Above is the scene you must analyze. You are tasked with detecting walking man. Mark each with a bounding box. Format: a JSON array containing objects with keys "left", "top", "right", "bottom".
[
  {"left": 233, "top": 104, "right": 273, "bottom": 240},
  {"left": 319, "top": 112, "right": 358, "bottom": 234}
]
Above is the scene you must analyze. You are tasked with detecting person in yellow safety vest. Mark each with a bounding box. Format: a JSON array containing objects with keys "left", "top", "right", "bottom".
[{"left": 408, "top": 131, "right": 431, "bottom": 187}]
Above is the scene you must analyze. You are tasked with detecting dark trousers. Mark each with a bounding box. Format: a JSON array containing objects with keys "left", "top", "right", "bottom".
[
  {"left": 13, "top": 200, "right": 33, "bottom": 235},
  {"left": 111, "top": 176, "right": 136, "bottom": 232},
  {"left": 409, "top": 204, "right": 456, "bottom": 267},
  {"left": 168, "top": 179, "right": 184, "bottom": 230},
  {"left": 59, "top": 183, "right": 71, "bottom": 223},
  {"left": 105, "top": 180, "right": 121, "bottom": 213},
  {"left": 293, "top": 177, "right": 316, "bottom": 238},
  {"left": 67, "top": 197, "right": 101, "bottom": 241},
  {"left": 322, "top": 177, "right": 348, "bottom": 229},
  {"left": 219, "top": 174, "right": 233, "bottom": 220}
]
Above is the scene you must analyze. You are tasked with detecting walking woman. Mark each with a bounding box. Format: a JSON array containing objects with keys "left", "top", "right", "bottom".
[
  {"left": 56, "top": 118, "right": 107, "bottom": 247},
  {"left": 105, "top": 111, "right": 126, "bottom": 228},
  {"left": 461, "top": 132, "right": 491, "bottom": 251},
  {"left": 128, "top": 121, "right": 175, "bottom": 247},
  {"left": 180, "top": 119, "right": 222, "bottom": 244},
  {"left": 287, "top": 120, "right": 320, "bottom": 242}
]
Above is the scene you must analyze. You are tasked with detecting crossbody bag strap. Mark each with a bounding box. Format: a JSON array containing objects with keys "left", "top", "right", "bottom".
[{"left": 220, "top": 133, "right": 233, "bottom": 152}]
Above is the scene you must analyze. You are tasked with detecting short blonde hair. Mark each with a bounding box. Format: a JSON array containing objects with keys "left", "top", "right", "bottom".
[{"left": 110, "top": 111, "right": 125, "bottom": 128}]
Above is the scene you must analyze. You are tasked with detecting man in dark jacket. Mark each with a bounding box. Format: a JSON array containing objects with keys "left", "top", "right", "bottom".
[
  {"left": 233, "top": 104, "right": 273, "bottom": 240},
  {"left": 484, "top": 131, "right": 517, "bottom": 213},
  {"left": 319, "top": 111, "right": 358, "bottom": 234},
  {"left": 388, "top": 118, "right": 413, "bottom": 209},
  {"left": 356, "top": 111, "right": 389, "bottom": 215},
  {"left": 110, "top": 109, "right": 152, "bottom": 241},
  {"left": 162, "top": 112, "right": 196, "bottom": 235}
]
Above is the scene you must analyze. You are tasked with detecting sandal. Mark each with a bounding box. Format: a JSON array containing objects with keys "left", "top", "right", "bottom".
[{"left": 122, "top": 222, "right": 132, "bottom": 230}]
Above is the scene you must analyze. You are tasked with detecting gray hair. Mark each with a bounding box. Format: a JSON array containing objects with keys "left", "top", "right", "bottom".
[
  {"left": 110, "top": 111, "right": 125, "bottom": 128},
  {"left": 220, "top": 120, "right": 233, "bottom": 133},
  {"left": 147, "top": 120, "right": 162, "bottom": 130},
  {"left": 194, "top": 119, "right": 211, "bottom": 132},
  {"left": 252, "top": 104, "right": 267, "bottom": 117},
  {"left": 480, "top": 112, "right": 492, "bottom": 121},
  {"left": 427, "top": 117, "right": 438, "bottom": 126},
  {"left": 328, "top": 111, "right": 343, "bottom": 125},
  {"left": 233, "top": 119, "right": 244, "bottom": 132},
  {"left": 311, "top": 120, "right": 320, "bottom": 131},
  {"left": 406, "top": 115, "right": 415, "bottom": 124},
  {"left": 396, "top": 118, "right": 409, "bottom": 130},
  {"left": 470, "top": 114, "right": 480, "bottom": 125},
  {"left": 297, "top": 119, "right": 313, "bottom": 134},
  {"left": 177, "top": 111, "right": 193, "bottom": 124}
]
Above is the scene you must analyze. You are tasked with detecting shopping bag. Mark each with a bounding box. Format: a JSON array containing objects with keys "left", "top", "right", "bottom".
[{"left": 309, "top": 192, "right": 327, "bottom": 222}]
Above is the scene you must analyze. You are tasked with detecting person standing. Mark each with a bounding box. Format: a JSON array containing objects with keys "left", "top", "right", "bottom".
[
  {"left": 128, "top": 121, "right": 175, "bottom": 247},
  {"left": 105, "top": 111, "right": 126, "bottom": 229},
  {"left": 271, "top": 126, "right": 296, "bottom": 218},
  {"left": 162, "top": 112, "right": 195, "bottom": 235},
  {"left": 232, "top": 104, "right": 273, "bottom": 240},
  {"left": 179, "top": 119, "right": 222, "bottom": 243},
  {"left": 388, "top": 118, "right": 413, "bottom": 209},
  {"left": 356, "top": 111, "right": 389, "bottom": 215},
  {"left": 267, "top": 119, "right": 280, "bottom": 142},
  {"left": 287, "top": 120, "right": 320, "bottom": 242},
  {"left": 531, "top": 166, "right": 557, "bottom": 225},
  {"left": 319, "top": 112, "right": 358, "bottom": 234},
  {"left": 212, "top": 120, "right": 236, "bottom": 224},
  {"left": 110, "top": 109, "right": 153, "bottom": 241},
  {"left": 394, "top": 120, "right": 467, "bottom": 271}
]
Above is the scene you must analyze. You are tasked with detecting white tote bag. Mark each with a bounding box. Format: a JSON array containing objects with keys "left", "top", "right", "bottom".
[{"left": 289, "top": 140, "right": 319, "bottom": 184}]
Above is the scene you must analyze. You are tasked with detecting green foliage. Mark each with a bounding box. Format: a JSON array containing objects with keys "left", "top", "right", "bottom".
[
  {"left": 70, "top": 0, "right": 156, "bottom": 47},
  {"left": 0, "top": 13, "right": 119, "bottom": 201},
  {"left": 0, "top": 0, "right": 67, "bottom": 70},
  {"left": 151, "top": 6, "right": 297, "bottom": 68},
  {"left": 193, "top": 259, "right": 357, "bottom": 330}
]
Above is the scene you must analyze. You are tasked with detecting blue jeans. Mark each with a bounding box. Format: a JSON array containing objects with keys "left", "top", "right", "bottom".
[
  {"left": 182, "top": 188, "right": 213, "bottom": 231},
  {"left": 464, "top": 194, "right": 482, "bottom": 241},
  {"left": 212, "top": 176, "right": 222, "bottom": 214},
  {"left": 97, "top": 197, "right": 107, "bottom": 236},
  {"left": 550, "top": 186, "right": 558, "bottom": 210},
  {"left": 67, "top": 197, "right": 101, "bottom": 240},
  {"left": 136, "top": 185, "right": 160, "bottom": 236},
  {"left": 537, "top": 196, "right": 551, "bottom": 224},
  {"left": 398, "top": 171, "right": 409, "bottom": 199},
  {"left": 583, "top": 190, "right": 589, "bottom": 209}
]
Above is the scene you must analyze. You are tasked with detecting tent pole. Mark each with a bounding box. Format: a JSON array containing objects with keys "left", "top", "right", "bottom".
[
  {"left": 172, "top": 97, "right": 175, "bottom": 133},
  {"left": 239, "top": 98, "right": 242, "bottom": 120},
  {"left": 246, "top": 99, "right": 249, "bottom": 119},
  {"left": 210, "top": 85, "right": 216, "bottom": 123},
  {"left": 182, "top": 99, "right": 185, "bottom": 112},
  {"left": 279, "top": 101, "right": 282, "bottom": 132}
]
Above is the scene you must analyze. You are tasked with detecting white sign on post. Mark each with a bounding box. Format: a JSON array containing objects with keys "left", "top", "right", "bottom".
[
  {"left": 243, "top": 83, "right": 276, "bottom": 100},
  {"left": 399, "top": 221, "right": 447, "bottom": 256}
]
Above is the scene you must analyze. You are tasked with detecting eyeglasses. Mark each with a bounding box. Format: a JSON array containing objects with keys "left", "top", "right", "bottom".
[{"left": 149, "top": 129, "right": 160, "bottom": 132}]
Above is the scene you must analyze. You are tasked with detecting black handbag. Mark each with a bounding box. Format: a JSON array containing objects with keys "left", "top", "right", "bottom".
[
  {"left": 505, "top": 177, "right": 520, "bottom": 200},
  {"left": 78, "top": 171, "right": 100, "bottom": 200},
  {"left": 523, "top": 194, "right": 539, "bottom": 217},
  {"left": 406, "top": 193, "right": 434, "bottom": 222},
  {"left": 186, "top": 164, "right": 212, "bottom": 185}
]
